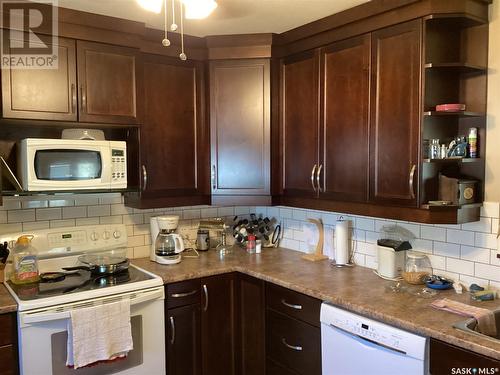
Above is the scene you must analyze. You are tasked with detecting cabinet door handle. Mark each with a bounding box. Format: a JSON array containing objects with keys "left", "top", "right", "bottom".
[
  {"left": 310, "top": 164, "right": 317, "bottom": 193},
  {"left": 142, "top": 165, "right": 148, "bottom": 191},
  {"left": 409, "top": 164, "right": 416, "bottom": 199},
  {"left": 211, "top": 165, "right": 216, "bottom": 190},
  {"left": 316, "top": 164, "right": 323, "bottom": 193},
  {"left": 281, "top": 299, "right": 302, "bottom": 310},
  {"left": 169, "top": 316, "right": 175, "bottom": 345},
  {"left": 202, "top": 284, "right": 208, "bottom": 312},
  {"left": 70, "top": 84, "right": 76, "bottom": 113},
  {"left": 171, "top": 290, "right": 197, "bottom": 298},
  {"left": 281, "top": 338, "right": 302, "bottom": 351},
  {"left": 79, "top": 85, "right": 87, "bottom": 113}
]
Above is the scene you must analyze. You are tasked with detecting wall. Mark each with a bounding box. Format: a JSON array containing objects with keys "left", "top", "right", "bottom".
[
  {"left": 254, "top": 203, "right": 500, "bottom": 291},
  {"left": 0, "top": 193, "right": 243, "bottom": 259},
  {"left": 485, "top": 1, "right": 500, "bottom": 200},
  {"left": 1, "top": 193, "right": 499, "bottom": 291}
]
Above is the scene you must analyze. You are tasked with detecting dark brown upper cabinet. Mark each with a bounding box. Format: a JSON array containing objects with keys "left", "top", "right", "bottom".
[
  {"left": 76, "top": 41, "right": 140, "bottom": 124},
  {"left": 320, "top": 35, "right": 371, "bottom": 203},
  {"left": 369, "top": 20, "right": 422, "bottom": 207},
  {"left": 209, "top": 59, "right": 270, "bottom": 204},
  {"left": 1, "top": 36, "right": 77, "bottom": 121},
  {"left": 125, "top": 54, "right": 209, "bottom": 208},
  {"left": 281, "top": 51, "right": 320, "bottom": 199}
]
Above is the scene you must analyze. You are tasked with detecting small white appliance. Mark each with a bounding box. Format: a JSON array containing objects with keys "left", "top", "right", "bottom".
[
  {"left": 321, "top": 303, "right": 428, "bottom": 375},
  {"left": 376, "top": 239, "right": 411, "bottom": 279},
  {"left": 1, "top": 224, "right": 165, "bottom": 375},
  {"left": 150, "top": 215, "right": 185, "bottom": 265},
  {"left": 17, "top": 138, "right": 127, "bottom": 191}
]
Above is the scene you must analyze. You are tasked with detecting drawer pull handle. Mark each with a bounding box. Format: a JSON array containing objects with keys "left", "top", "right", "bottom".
[
  {"left": 281, "top": 338, "right": 302, "bottom": 351},
  {"left": 281, "top": 299, "right": 302, "bottom": 310},
  {"left": 171, "top": 290, "right": 197, "bottom": 298},
  {"left": 203, "top": 284, "right": 209, "bottom": 312}
]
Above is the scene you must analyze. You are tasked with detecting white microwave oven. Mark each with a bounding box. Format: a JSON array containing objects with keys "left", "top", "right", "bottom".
[{"left": 17, "top": 138, "right": 127, "bottom": 191}]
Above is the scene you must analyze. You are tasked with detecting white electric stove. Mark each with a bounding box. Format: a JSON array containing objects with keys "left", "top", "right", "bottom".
[{"left": 1, "top": 224, "right": 166, "bottom": 375}]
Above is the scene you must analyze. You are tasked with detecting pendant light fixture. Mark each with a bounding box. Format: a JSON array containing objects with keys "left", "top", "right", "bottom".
[{"left": 138, "top": 0, "right": 218, "bottom": 61}]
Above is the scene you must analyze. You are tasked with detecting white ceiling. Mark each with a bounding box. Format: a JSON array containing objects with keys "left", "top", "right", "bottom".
[{"left": 56, "top": 0, "right": 370, "bottom": 37}]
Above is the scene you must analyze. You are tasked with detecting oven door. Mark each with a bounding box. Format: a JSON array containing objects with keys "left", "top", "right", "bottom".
[
  {"left": 17, "top": 287, "right": 165, "bottom": 375},
  {"left": 21, "top": 139, "right": 112, "bottom": 191}
]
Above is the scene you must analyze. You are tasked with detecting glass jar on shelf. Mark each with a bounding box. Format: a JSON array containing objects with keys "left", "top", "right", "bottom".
[{"left": 402, "top": 252, "right": 433, "bottom": 285}]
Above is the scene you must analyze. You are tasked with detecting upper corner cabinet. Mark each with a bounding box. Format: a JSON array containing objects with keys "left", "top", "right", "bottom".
[
  {"left": 369, "top": 20, "right": 422, "bottom": 207},
  {"left": 76, "top": 41, "right": 141, "bottom": 124},
  {"left": 210, "top": 59, "right": 271, "bottom": 205},
  {"left": 1, "top": 36, "right": 78, "bottom": 121}
]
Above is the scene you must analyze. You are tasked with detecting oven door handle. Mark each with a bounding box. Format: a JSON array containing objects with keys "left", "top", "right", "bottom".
[{"left": 21, "top": 287, "right": 164, "bottom": 325}]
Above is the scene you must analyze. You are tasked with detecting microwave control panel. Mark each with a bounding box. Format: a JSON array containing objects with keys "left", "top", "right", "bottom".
[{"left": 111, "top": 148, "right": 127, "bottom": 187}]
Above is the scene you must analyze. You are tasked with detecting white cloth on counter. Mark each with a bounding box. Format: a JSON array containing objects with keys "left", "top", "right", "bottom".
[{"left": 66, "top": 299, "right": 133, "bottom": 369}]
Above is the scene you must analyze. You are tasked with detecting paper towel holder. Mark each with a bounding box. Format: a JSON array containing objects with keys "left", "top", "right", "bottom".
[
  {"left": 301, "top": 218, "right": 328, "bottom": 262},
  {"left": 331, "top": 216, "right": 354, "bottom": 268}
]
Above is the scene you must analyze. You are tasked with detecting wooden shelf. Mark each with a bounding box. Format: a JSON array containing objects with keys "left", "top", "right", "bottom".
[
  {"left": 424, "top": 62, "right": 487, "bottom": 74},
  {"left": 423, "top": 111, "right": 485, "bottom": 118},
  {"left": 423, "top": 158, "right": 483, "bottom": 164}
]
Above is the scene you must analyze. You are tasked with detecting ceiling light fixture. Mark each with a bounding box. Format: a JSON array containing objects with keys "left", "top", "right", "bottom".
[
  {"left": 137, "top": 0, "right": 162, "bottom": 14},
  {"left": 183, "top": 0, "right": 218, "bottom": 19}
]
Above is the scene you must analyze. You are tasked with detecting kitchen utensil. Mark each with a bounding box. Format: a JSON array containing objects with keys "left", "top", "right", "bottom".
[
  {"left": 196, "top": 229, "right": 209, "bottom": 251},
  {"left": 150, "top": 216, "right": 185, "bottom": 265},
  {"left": 334, "top": 217, "right": 350, "bottom": 266},
  {"left": 39, "top": 271, "right": 81, "bottom": 283},
  {"left": 63, "top": 255, "right": 129, "bottom": 275},
  {"left": 302, "top": 218, "right": 328, "bottom": 262},
  {"left": 266, "top": 223, "right": 281, "bottom": 248}
]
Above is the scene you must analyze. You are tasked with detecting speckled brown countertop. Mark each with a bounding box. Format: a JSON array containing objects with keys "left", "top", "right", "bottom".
[
  {"left": 0, "top": 284, "right": 17, "bottom": 314},
  {"left": 133, "top": 247, "right": 500, "bottom": 360}
]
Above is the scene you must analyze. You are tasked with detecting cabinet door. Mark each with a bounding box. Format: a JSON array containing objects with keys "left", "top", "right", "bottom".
[
  {"left": 1, "top": 37, "right": 77, "bottom": 121},
  {"left": 321, "top": 35, "right": 370, "bottom": 202},
  {"left": 369, "top": 20, "right": 421, "bottom": 206},
  {"left": 167, "top": 304, "right": 201, "bottom": 375},
  {"left": 77, "top": 41, "right": 139, "bottom": 124},
  {"left": 210, "top": 59, "right": 270, "bottom": 197},
  {"left": 201, "top": 273, "right": 236, "bottom": 375},
  {"left": 138, "top": 54, "right": 208, "bottom": 205},
  {"left": 236, "top": 274, "right": 265, "bottom": 375},
  {"left": 282, "top": 51, "right": 320, "bottom": 198}
]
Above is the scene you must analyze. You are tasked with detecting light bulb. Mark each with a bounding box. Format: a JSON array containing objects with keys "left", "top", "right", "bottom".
[
  {"left": 182, "top": 0, "right": 217, "bottom": 19},
  {"left": 137, "top": 0, "right": 163, "bottom": 13}
]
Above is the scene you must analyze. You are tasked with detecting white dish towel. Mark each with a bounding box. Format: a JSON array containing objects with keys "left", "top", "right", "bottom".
[{"left": 66, "top": 299, "right": 133, "bottom": 369}]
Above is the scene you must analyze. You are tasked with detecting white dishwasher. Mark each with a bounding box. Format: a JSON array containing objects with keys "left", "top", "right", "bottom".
[{"left": 320, "top": 303, "right": 428, "bottom": 375}]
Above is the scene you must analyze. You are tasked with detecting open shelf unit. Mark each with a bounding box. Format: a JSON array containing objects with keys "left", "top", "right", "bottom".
[{"left": 420, "top": 15, "right": 488, "bottom": 215}]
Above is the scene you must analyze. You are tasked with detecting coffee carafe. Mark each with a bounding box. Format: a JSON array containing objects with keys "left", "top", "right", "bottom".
[{"left": 150, "top": 216, "right": 184, "bottom": 265}]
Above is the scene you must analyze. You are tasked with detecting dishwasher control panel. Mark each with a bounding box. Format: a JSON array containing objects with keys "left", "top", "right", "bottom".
[{"left": 320, "top": 302, "right": 427, "bottom": 360}]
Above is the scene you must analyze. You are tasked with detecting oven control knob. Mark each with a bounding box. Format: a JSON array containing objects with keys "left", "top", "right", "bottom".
[
  {"left": 113, "top": 230, "right": 122, "bottom": 239},
  {"left": 90, "top": 232, "right": 99, "bottom": 241},
  {"left": 103, "top": 231, "right": 111, "bottom": 240}
]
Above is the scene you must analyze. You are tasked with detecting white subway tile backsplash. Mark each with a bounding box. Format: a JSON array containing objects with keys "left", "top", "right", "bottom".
[
  {"left": 62, "top": 206, "right": 87, "bottom": 219},
  {"left": 446, "top": 258, "right": 474, "bottom": 276},
  {"left": 421, "top": 226, "right": 446, "bottom": 242},
  {"left": 2, "top": 194, "right": 500, "bottom": 286},
  {"left": 475, "top": 232, "right": 498, "bottom": 250}
]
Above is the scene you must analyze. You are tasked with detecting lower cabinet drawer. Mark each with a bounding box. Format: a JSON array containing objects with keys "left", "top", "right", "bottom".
[
  {"left": 267, "top": 358, "right": 299, "bottom": 375},
  {"left": 166, "top": 279, "right": 201, "bottom": 309},
  {"left": 0, "top": 344, "right": 17, "bottom": 375},
  {"left": 267, "top": 309, "right": 321, "bottom": 375}
]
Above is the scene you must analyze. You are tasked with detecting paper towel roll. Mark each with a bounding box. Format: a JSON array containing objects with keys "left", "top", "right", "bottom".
[{"left": 335, "top": 219, "right": 350, "bottom": 265}]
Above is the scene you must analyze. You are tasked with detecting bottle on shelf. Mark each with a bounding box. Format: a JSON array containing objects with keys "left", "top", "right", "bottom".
[{"left": 468, "top": 127, "right": 478, "bottom": 158}]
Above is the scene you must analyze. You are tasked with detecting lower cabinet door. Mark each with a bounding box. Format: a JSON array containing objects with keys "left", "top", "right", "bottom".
[
  {"left": 166, "top": 304, "right": 201, "bottom": 375},
  {"left": 201, "top": 273, "right": 236, "bottom": 375},
  {"left": 267, "top": 309, "right": 321, "bottom": 375}
]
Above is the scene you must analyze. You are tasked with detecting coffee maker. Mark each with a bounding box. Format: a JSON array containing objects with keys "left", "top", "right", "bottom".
[{"left": 150, "top": 215, "right": 185, "bottom": 265}]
